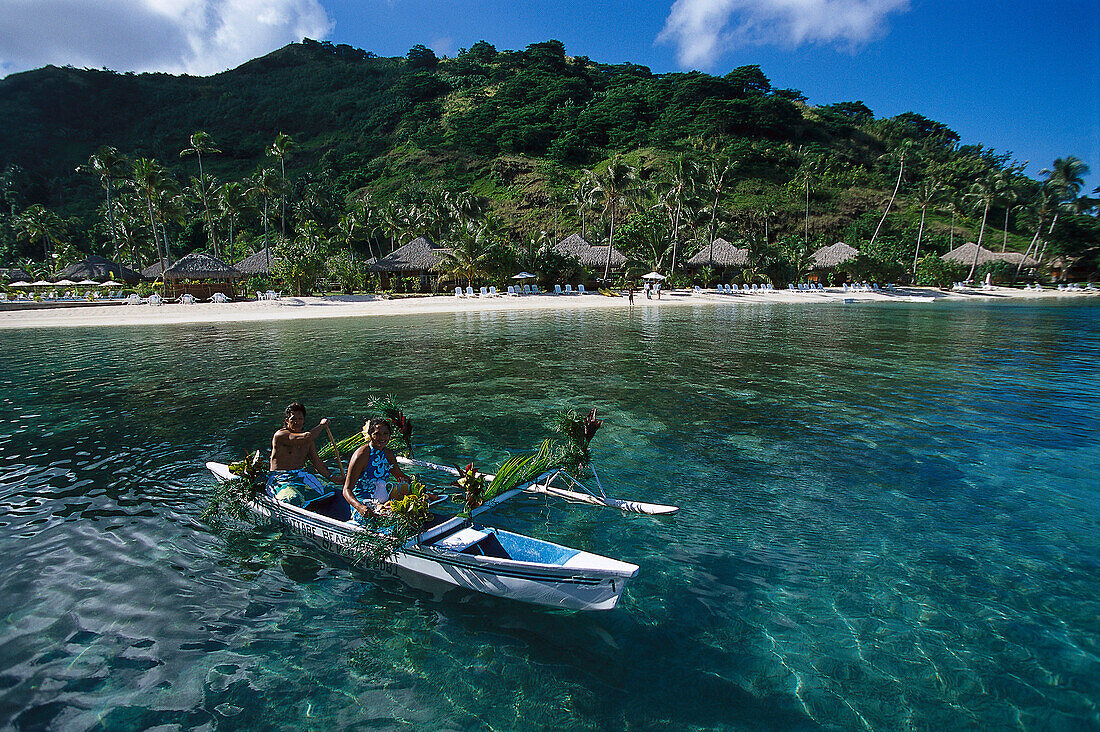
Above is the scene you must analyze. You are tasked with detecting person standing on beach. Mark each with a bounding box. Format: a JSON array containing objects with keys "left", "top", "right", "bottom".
[
  {"left": 268, "top": 402, "right": 343, "bottom": 506},
  {"left": 627, "top": 283, "right": 634, "bottom": 306}
]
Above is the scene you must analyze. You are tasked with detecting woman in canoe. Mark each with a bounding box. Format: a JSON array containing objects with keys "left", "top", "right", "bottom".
[{"left": 343, "top": 418, "right": 413, "bottom": 524}]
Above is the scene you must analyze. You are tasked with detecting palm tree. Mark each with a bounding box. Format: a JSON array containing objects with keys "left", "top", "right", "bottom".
[
  {"left": 911, "top": 178, "right": 943, "bottom": 276},
  {"left": 992, "top": 166, "right": 1023, "bottom": 252},
  {"left": 439, "top": 224, "right": 493, "bottom": 287},
  {"left": 247, "top": 168, "right": 281, "bottom": 271},
  {"left": 1039, "top": 157, "right": 1090, "bottom": 238},
  {"left": 568, "top": 178, "right": 598, "bottom": 242},
  {"left": 180, "top": 132, "right": 221, "bottom": 257},
  {"left": 702, "top": 155, "right": 734, "bottom": 264},
  {"left": 658, "top": 153, "right": 698, "bottom": 274},
  {"left": 267, "top": 132, "right": 297, "bottom": 237},
  {"left": 964, "top": 173, "right": 997, "bottom": 281},
  {"left": 131, "top": 158, "right": 173, "bottom": 276},
  {"left": 869, "top": 141, "right": 914, "bottom": 250},
  {"left": 1013, "top": 184, "right": 1057, "bottom": 283},
  {"left": 217, "top": 182, "right": 249, "bottom": 261},
  {"left": 77, "top": 146, "right": 128, "bottom": 265},
  {"left": 15, "top": 204, "right": 65, "bottom": 265},
  {"left": 588, "top": 158, "right": 640, "bottom": 280}
]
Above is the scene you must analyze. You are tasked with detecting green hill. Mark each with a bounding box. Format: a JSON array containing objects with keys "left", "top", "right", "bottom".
[{"left": 0, "top": 38, "right": 1093, "bottom": 285}]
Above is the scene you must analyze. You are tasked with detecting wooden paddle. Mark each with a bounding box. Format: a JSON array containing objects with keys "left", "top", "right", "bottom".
[{"left": 324, "top": 424, "right": 345, "bottom": 477}]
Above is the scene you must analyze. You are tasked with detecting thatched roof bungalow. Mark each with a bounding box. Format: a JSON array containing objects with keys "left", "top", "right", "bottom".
[
  {"left": 58, "top": 255, "right": 141, "bottom": 283},
  {"left": 235, "top": 248, "right": 273, "bottom": 276},
  {"left": 0, "top": 267, "right": 32, "bottom": 283},
  {"left": 164, "top": 253, "right": 241, "bottom": 281},
  {"left": 685, "top": 238, "right": 748, "bottom": 268},
  {"left": 941, "top": 243, "right": 1038, "bottom": 268},
  {"left": 370, "top": 237, "right": 449, "bottom": 274},
  {"left": 162, "top": 253, "right": 240, "bottom": 297},
  {"left": 554, "top": 233, "right": 627, "bottom": 269},
  {"left": 812, "top": 242, "right": 860, "bottom": 269},
  {"left": 142, "top": 261, "right": 166, "bottom": 279}
]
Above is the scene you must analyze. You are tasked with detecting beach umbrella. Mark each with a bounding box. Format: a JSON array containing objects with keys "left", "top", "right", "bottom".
[
  {"left": 30, "top": 280, "right": 54, "bottom": 287},
  {"left": 9, "top": 281, "right": 31, "bottom": 287},
  {"left": 641, "top": 272, "right": 666, "bottom": 280},
  {"left": 76, "top": 279, "right": 99, "bottom": 286},
  {"left": 54, "top": 279, "right": 76, "bottom": 286},
  {"left": 99, "top": 280, "right": 123, "bottom": 287},
  {"left": 512, "top": 272, "right": 537, "bottom": 279}
]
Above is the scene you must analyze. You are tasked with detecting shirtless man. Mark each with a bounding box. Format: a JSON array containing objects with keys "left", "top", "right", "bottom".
[{"left": 267, "top": 402, "right": 344, "bottom": 507}]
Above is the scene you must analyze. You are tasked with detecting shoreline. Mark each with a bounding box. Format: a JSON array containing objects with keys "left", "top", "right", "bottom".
[{"left": 0, "top": 286, "right": 1096, "bottom": 330}]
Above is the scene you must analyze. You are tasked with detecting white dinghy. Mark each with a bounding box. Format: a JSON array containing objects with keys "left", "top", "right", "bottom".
[{"left": 204, "top": 457, "right": 664, "bottom": 611}]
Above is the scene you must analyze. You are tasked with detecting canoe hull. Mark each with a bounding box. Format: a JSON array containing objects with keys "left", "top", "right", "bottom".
[{"left": 206, "top": 462, "right": 636, "bottom": 611}]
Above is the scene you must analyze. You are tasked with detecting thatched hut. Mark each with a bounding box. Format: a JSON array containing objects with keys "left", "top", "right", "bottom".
[
  {"left": 235, "top": 248, "right": 273, "bottom": 276},
  {"left": 163, "top": 253, "right": 241, "bottom": 298},
  {"left": 941, "top": 243, "right": 1038, "bottom": 268},
  {"left": 57, "top": 255, "right": 140, "bottom": 284},
  {"left": 685, "top": 238, "right": 749, "bottom": 268},
  {"left": 812, "top": 242, "right": 860, "bottom": 269},
  {"left": 142, "top": 261, "right": 166, "bottom": 279},
  {"left": 0, "top": 267, "right": 31, "bottom": 283},
  {"left": 370, "top": 237, "right": 450, "bottom": 290},
  {"left": 554, "top": 233, "right": 628, "bottom": 272}
]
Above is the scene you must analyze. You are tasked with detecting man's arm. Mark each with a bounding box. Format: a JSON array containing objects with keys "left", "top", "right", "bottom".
[
  {"left": 308, "top": 439, "right": 341, "bottom": 483},
  {"left": 284, "top": 417, "right": 330, "bottom": 442}
]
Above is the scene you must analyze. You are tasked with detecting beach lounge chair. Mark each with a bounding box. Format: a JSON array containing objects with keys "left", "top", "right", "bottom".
[
  {"left": 209, "top": 292, "right": 228, "bottom": 303},
  {"left": 693, "top": 285, "right": 703, "bottom": 293},
  {"left": 177, "top": 294, "right": 197, "bottom": 304},
  {"left": 146, "top": 293, "right": 163, "bottom": 306},
  {"left": 578, "top": 285, "right": 586, "bottom": 294},
  {"left": 266, "top": 290, "right": 277, "bottom": 300},
  {"left": 455, "top": 287, "right": 464, "bottom": 297},
  {"left": 489, "top": 286, "right": 498, "bottom": 297},
  {"left": 522, "top": 285, "right": 531, "bottom": 295},
  {"left": 565, "top": 284, "right": 573, "bottom": 294},
  {"left": 480, "top": 286, "right": 489, "bottom": 298},
  {"left": 554, "top": 284, "right": 562, "bottom": 294},
  {"left": 125, "top": 293, "right": 142, "bottom": 305},
  {"left": 465, "top": 286, "right": 475, "bottom": 297},
  {"left": 507, "top": 285, "right": 516, "bottom": 296}
]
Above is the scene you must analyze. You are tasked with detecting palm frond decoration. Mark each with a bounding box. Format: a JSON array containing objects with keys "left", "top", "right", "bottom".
[
  {"left": 484, "top": 440, "right": 554, "bottom": 502},
  {"left": 202, "top": 450, "right": 267, "bottom": 526}
]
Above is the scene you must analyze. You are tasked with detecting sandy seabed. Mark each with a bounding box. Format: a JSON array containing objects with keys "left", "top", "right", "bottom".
[{"left": 0, "top": 286, "right": 1096, "bottom": 330}]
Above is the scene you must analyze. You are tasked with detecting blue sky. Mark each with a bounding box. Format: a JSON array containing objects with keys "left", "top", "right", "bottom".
[{"left": 1, "top": 0, "right": 1096, "bottom": 189}]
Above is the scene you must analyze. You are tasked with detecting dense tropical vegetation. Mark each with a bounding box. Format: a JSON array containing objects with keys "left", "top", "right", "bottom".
[{"left": 0, "top": 38, "right": 1096, "bottom": 289}]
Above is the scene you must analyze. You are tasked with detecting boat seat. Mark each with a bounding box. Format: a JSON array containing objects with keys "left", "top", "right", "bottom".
[
  {"left": 309, "top": 492, "right": 353, "bottom": 521},
  {"left": 433, "top": 527, "right": 510, "bottom": 558}
]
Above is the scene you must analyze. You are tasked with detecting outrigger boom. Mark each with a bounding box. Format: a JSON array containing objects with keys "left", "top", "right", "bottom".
[{"left": 396, "top": 456, "right": 679, "bottom": 515}]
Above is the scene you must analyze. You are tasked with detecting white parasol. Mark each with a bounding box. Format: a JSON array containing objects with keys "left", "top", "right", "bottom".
[{"left": 641, "top": 272, "right": 666, "bottom": 280}]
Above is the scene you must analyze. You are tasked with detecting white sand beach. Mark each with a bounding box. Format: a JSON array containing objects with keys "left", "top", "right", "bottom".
[{"left": 0, "top": 286, "right": 1095, "bottom": 330}]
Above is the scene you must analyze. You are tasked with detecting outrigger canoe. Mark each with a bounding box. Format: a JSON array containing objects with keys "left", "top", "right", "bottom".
[{"left": 205, "top": 456, "right": 674, "bottom": 611}]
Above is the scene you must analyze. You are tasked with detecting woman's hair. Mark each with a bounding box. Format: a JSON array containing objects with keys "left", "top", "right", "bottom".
[{"left": 363, "top": 418, "right": 392, "bottom": 438}]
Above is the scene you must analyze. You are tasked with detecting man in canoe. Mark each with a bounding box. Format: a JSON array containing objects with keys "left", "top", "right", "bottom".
[{"left": 268, "top": 402, "right": 344, "bottom": 507}]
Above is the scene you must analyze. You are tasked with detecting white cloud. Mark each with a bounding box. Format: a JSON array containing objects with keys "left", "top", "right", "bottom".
[
  {"left": 0, "top": 0, "right": 334, "bottom": 77},
  {"left": 658, "top": 0, "right": 910, "bottom": 68}
]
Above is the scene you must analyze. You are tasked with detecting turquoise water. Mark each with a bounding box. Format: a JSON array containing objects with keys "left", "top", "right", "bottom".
[{"left": 1, "top": 300, "right": 1097, "bottom": 730}]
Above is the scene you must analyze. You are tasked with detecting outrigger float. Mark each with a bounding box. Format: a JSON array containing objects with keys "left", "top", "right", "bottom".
[{"left": 206, "top": 456, "right": 677, "bottom": 611}]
